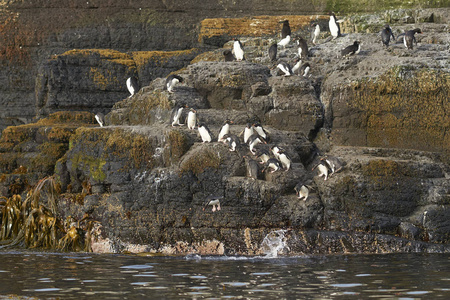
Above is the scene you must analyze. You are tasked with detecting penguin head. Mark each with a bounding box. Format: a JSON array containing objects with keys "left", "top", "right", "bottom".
[
  {"left": 279, "top": 20, "right": 289, "bottom": 25},
  {"left": 225, "top": 119, "right": 233, "bottom": 125},
  {"left": 414, "top": 28, "right": 422, "bottom": 34},
  {"left": 189, "top": 107, "right": 197, "bottom": 113}
]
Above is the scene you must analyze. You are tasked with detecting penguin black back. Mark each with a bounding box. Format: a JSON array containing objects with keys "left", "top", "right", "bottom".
[
  {"left": 268, "top": 43, "right": 277, "bottom": 62},
  {"left": 404, "top": 28, "right": 422, "bottom": 49},
  {"left": 296, "top": 36, "right": 309, "bottom": 59},
  {"left": 223, "top": 49, "right": 235, "bottom": 62},
  {"left": 280, "top": 20, "right": 291, "bottom": 39},
  {"left": 381, "top": 25, "right": 395, "bottom": 47},
  {"left": 341, "top": 41, "right": 360, "bottom": 57}
]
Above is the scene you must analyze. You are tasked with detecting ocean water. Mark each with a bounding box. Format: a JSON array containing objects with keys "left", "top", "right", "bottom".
[{"left": 0, "top": 251, "right": 449, "bottom": 299}]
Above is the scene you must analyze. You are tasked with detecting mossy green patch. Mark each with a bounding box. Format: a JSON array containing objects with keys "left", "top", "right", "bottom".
[{"left": 71, "top": 152, "right": 107, "bottom": 182}]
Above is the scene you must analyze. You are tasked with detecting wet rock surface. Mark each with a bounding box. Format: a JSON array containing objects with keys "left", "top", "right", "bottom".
[{"left": 0, "top": 4, "right": 449, "bottom": 254}]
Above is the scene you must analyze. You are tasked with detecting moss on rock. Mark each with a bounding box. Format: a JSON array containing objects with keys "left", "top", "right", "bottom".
[{"left": 346, "top": 67, "right": 449, "bottom": 152}]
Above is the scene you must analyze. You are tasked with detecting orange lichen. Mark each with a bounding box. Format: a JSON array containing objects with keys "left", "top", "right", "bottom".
[
  {"left": 131, "top": 48, "right": 200, "bottom": 69},
  {"left": 199, "top": 15, "right": 328, "bottom": 42}
]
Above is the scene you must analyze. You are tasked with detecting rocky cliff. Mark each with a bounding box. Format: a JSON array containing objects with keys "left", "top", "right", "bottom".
[{"left": 0, "top": 1, "right": 449, "bottom": 254}]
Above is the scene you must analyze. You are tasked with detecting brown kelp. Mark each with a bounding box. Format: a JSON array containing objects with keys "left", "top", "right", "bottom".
[{"left": 0, "top": 176, "right": 98, "bottom": 251}]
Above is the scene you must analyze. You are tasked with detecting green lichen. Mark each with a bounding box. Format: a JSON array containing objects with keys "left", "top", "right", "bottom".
[{"left": 71, "top": 153, "right": 107, "bottom": 182}]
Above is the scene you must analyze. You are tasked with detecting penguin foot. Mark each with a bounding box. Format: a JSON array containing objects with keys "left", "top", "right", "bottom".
[
  {"left": 212, "top": 206, "right": 216, "bottom": 212},
  {"left": 217, "top": 204, "right": 221, "bottom": 211}
]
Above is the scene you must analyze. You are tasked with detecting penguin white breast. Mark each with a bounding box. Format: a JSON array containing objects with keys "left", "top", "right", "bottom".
[
  {"left": 208, "top": 199, "right": 220, "bottom": 206},
  {"left": 199, "top": 127, "right": 212, "bottom": 142},
  {"left": 329, "top": 18, "right": 339, "bottom": 37},
  {"left": 218, "top": 124, "right": 230, "bottom": 140},
  {"left": 303, "top": 66, "right": 310, "bottom": 77},
  {"left": 318, "top": 164, "right": 328, "bottom": 175},
  {"left": 126, "top": 78, "right": 135, "bottom": 95},
  {"left": 234, "top": 42, "right": 244, "bottom": 60},
  {"left": 278, "top": 35, "right": 290, "bottom": 46},
  {"left": 277, "top": 64, "right": 291, "bottom": 76},
  {"left": 314, "top": 25, "right": 320, "bottom": 36},
  {"left": 279, "top": 155, "right": 291, "bottom": 170},
  {"left": 95, "top": 115, "right": 103, "bottom": 127},
  {"left": 244, "top": 128, "right": 253, "bottom": 142},
  {"left": 255, "top": 127, "right": 266, "bottom": 139},
  {"left": 187, "top": 112, "right": 196, "bottom": 128},
  {"left": 292, "top": 61, "right": 301, "bottom": 73}
]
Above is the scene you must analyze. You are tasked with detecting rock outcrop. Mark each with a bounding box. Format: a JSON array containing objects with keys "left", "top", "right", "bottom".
[{"left": 0, "top": 3, "right": 449, "bottom": 255}]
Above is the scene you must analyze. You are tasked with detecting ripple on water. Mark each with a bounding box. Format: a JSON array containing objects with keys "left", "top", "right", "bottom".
[
  {"left": 223, "top": 282, "right": 249, "bottom": 287},
  {"left": 250, "top": 272, "right": 273, "bottom": 276},
  {"left": 330, "top": 283, "right": 364, "bottom": 288},
  {"left": 119, "top": 264, "right": 154, "bottom": 270},
  {"left": 33, "top": 288, "right": 62, "bottom": 292}
]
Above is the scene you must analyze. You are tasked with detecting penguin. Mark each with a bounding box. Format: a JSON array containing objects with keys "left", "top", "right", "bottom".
[
  {"left": 203, "top": 195, "right": 223, "bottom": 212},
  {"left": 292, "top": 58, "right": 302, "bottom": 74},
  {"left": 218, "top": 119, "right": 233, "bottom": 143},
  {"left": 299, "top": 62, "right": 311, "bottom": 77},
  {"left": 252, "top": 122, "right": 268, "bottom": 140},
  {"left": 233, "top": 39, "right": 245, "bottom": 61},
  {"left": 95, "top": 112, "right": 105, "bottom": 127},
  {"left": 268, "top": 43, "right": 278, "bottom": 62},
  {"left": 280, "top": 20, "right": 291, "bottom": 39},
  {"left": 276, "top": 61, "right": 293, "bottom": 76},
  {"left": 381, "top": 24, "right": 395, "bottom": 47},
  {"left": 312, "top": 163, "right": 328, "bottom": 180},
  {"left": 296, "top": 36, "right": 309, "bottom": 59},
  {"left": 248, "top": 134, "right": 266, "bottom": 154},
  {"left": 277, "top": 148, "right": 292, "bottom": 171},
  {"left": 277, "top": 35, "right": 291, "bottom": 49},
  {"left": 271, "top": 145, "right": 282, "bottom": 160},
  {"left": 255, "top": 147, "right": 271, "bottom": 164},
  {"left": 341, "top": 41, "right": 361, "bottom": 57},
  {"left": 223, "top": 49, "right": 235, "bottom": 62},
  {"left": 404, "top": 28, "right": 422, "bottom": 50},
  {"left": 263, "top": 158, "right": 282, "bottom": 173},
  {"left": 294, "top": 182, "right": 310, "bottom": 201},
  {"left": 224, "top": 134, "right": 240, "bottom": 152},
  {"left": 244, "top": 156, "right": 259, "bottom": 180},
  {"left": 320, "top": 156, "right": 344, "bottom": 176},
  {"left": 166, "top": 74, "right": 184, "bottom": 93},
  {"left": 310, "top": 23, "right": 320, "bottom": 45},
  {"left": 329, "top": 12, "right": 341, "bottom": 40},
  {"left": 187, "top": 107, "right": 197, "bottom": 130},
  {"left": 171, "top": 103, "right": 186, "bottom": 127},
  {"left": 243, "top": 123, "right": 254, "bottom": 144},
  {"left": 126, "top": 76, "right": 140, "bottom": 96},
  {"left": 198, "top": 123, "right": 213, "bottom": 143}
]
